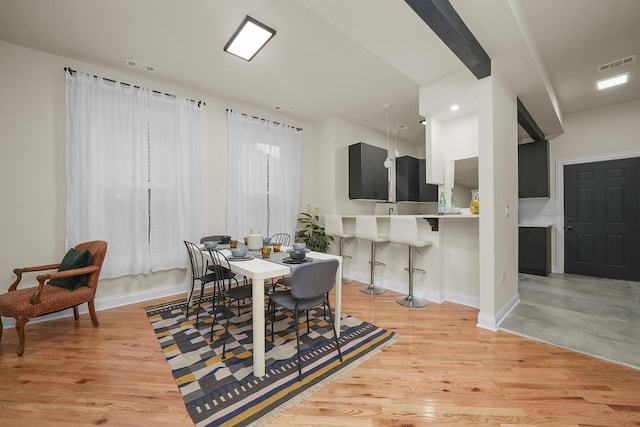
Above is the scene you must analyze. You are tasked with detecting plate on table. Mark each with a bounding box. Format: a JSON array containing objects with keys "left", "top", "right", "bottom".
[
  {"left": 287, "top": 248, "right": 310, "bottom": 253},
  {"left": 282, "top": 257, "right": 313, "bottom": 264},
  {"left": 228, "top": 254, "right": 255, "bottom": 261}
]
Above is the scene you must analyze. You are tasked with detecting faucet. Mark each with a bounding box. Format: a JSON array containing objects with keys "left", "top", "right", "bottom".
[{"left": 388, "top": 207, "right": 394, "bottom": 215}]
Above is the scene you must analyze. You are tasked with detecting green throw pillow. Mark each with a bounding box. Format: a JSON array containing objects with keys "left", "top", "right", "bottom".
[{"left": 49, "top": 248, "right": 94, "bottom": 290}]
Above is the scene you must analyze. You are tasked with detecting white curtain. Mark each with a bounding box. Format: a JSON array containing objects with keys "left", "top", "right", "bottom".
[
  {"left": 66, "top": 72, "right": 203, "bottom": 278},
  {"left": 227, "top": 110, "right": 302, "bottom": 240},
  {"left": 148, "top": 95, "right": 203, "bottom": 271}
]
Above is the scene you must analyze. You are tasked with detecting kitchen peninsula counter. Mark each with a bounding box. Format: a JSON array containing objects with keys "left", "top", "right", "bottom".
[{"left": 334, "top": 214, "right": 479, "bottom": 307}]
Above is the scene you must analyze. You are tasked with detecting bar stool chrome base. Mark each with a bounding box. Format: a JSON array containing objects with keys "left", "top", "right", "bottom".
[
  {"left": 360, "top": 283, "right": 385, "bottom": 295},
  {"left": 389, "top": 216, "right": 432, "bottom": 309},
  {"left": 354, "top": 216, "right": 388, "bottom": 296},
  {"left": 396, "top": 294, "right": 428, "bottom": 308}
]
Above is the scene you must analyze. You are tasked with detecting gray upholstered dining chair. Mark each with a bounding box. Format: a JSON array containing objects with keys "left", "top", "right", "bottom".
[{"left": 268, "top": 258, "right": 342, "bottom": 380}]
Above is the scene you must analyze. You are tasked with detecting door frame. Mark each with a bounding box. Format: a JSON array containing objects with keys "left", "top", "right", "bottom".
[{"left": 555, "top": 150, "right": 640, "bottom": 273}]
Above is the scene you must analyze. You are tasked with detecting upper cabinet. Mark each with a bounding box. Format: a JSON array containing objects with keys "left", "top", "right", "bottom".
[
  {"left": 418, "top": 159, "right": 438, "bottom": 202},
  {"left": 518, "top": 139, "right": 549, "bottom": 198},
  {"left": 396, "top": 156, "right": 419, "bottom": 202},
  {"left": 349, "top": 142, "right": 388, "bottom": 200},
  {"left": 396, "top": 155, "right": 438, "bottom": 202}
]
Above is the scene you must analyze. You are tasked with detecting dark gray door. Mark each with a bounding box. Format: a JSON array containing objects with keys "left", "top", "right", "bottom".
[{"left": 564, "top": 157, "right": 640, "bottom": 280}]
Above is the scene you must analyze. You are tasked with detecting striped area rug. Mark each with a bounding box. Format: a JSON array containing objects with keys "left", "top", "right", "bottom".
[{"left": 145, "top": 297, "right": 398, "bottom": 427}]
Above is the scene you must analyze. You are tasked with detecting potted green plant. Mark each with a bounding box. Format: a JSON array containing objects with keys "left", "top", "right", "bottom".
[{"left": 294, "top": 204, "right": 333, "bottom": 253}]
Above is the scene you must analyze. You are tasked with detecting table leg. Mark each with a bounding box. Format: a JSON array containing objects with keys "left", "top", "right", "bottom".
[
  {"left": 252, "top": 278, "right": 266, "bottom": 377},
  {"left": 334, "top": 258, "right": 342, "bottom": 337}
]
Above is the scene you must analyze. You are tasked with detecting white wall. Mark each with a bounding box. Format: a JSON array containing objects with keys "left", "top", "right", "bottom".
[
  {"left": 550, "top": 99, "right": 640, "bottom": 186},
  {"left": 0, "top": 40, "right": 313, "bottom": 311},
  {"left": 477, "top": 70, "right": 519, "bottom": 330},
  {"left": 441, "top": 114, "right": 479, "bottom": 204}
]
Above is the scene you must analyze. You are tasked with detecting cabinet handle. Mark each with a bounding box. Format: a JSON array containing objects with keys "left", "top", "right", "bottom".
[{"left": 565, "top": 225, "right": 573, "bottom": 231}]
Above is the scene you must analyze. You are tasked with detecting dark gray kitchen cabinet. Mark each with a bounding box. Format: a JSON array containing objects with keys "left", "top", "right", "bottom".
[
  {"left": 349, "top": 142, "right": 388, "bottom": 200},
  {"left": 518, "top": 139, "right": 549, "bottom": 198},
  {"left": 518, "top": 226, "right": 551, "bottom": 276},
  {"left": 418, "top": 159, "right": 438, "bottom": 202},
  {"left": 396, "top": 156, "right": 438, "bottom": 202},
  {"left": 396, "top": 156, "right": 419, "bottom": 201}
]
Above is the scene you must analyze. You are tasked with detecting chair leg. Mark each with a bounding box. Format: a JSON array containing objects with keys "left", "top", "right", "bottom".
[
  {"left": 295, "top": 308, "right": 302, "bottom": 380},
  {"left": 15, "top": 315, "right": 29, "bottom": 356},
  {"left": 73, "top": 306, "right": 80, "bottom": 320},
  {"left": 185, "top": 279, "right": 196, "bottom": 318},
  {"left": 222, "top": 308, "right": 232, "bottom": 360},
  {"left": 209, "top": 307, "right": 217, "bottom": 342},
  {"left": 325, "top": 298, "right": 342, "bottom": 362},
  {"left": 87, "top": 300, "right": 100, "bottom": 326},
  {"left": 209, "top": 282, "right": 225, "bottom": 341},
  {"left": 195, "top": 281, "right": 206, "bottom": 327},
  {"left": 270, "top": 300, "right": 276, "bottom": 342}
]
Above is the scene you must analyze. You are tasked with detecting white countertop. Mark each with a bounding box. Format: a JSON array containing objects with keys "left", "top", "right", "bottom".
[
  {"left": 518, "top": 223, "right": 555, "bottom": 227},
  {"left": 340, "top": 214, "right": 479, "bottom": 219}
]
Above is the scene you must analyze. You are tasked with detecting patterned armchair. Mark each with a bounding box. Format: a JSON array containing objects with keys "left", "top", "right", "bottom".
[{"left": 0, "top": 240, "right": 107, "bottom": 356}]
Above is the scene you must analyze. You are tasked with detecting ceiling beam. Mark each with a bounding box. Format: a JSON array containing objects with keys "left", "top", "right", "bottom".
[
  {"left": 405, "top": 0, "right": 491, "bottom": 79},
  {"left": 517, "top": 98, "right": 545, "bottom": 141}
]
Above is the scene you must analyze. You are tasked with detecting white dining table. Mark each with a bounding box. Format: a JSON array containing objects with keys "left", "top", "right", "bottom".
[{"left": 203, "top": 246, "right": 342, "bottom": 378}]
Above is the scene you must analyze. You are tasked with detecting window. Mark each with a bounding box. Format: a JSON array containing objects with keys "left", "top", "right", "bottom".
[
  {"left": 226, "top": 110, "right": 303, "bottom": 240},
  {"left": 65, "top": 71, "right": 203, "bottom": 278}
]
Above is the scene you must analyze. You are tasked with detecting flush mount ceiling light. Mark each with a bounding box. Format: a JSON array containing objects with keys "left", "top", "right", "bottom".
[
  {"left": 450, "top": 104, "right": 460, "bottom": 111},
  {"left": 224, "top": 15, "right": 276, "bottom": 61},
  {"left": 597, "top": 72, "right": 629, "bottom": 90}
]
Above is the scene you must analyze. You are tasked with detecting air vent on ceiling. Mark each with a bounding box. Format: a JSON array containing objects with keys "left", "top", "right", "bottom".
[
  {"left": 127, "top": 59, "right": 156, "bottom": 72},
  {"left": 598, "top": 55, "right": 635, "bottom": 72}
]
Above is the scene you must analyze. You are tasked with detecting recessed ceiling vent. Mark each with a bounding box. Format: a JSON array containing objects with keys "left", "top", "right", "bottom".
[
  {"left": 127, "top": 59, "right": 156, "bottom": 72},
  {"left": 598, "top": 55, "right": 635, "bottom": 72}
]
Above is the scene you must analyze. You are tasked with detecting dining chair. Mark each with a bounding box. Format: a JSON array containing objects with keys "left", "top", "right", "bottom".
[
  {"left": 306, "top": 234, "right": 330, "bottom": 252},
  {"left": 184, "top": 241, "right": 237, "bottom": 326},
  {"left": 270, "top": 233, "right": 291, "bottom": 247},
  {"left": 270, "top": 233, "right": 292, "bottom": 291},
  {"left": 206, "top": 248, "right": 253, "bottom": 360},
  {"left": 200, "top": 235, "right": 231, "bottom": 244},
  {"left": 274, "top": 234, "right": 332, "bottom": 292},
  {"left": 268, "top": 258, "right": 342, "bottom": 380}
]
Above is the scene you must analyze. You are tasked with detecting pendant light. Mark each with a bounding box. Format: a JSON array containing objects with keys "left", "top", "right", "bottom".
[
  {"left": 393, "top": 129, "right": 400, "bottom": 159},
  {"left": 383, "top": 104, "right": 392, "bottom": 168}
]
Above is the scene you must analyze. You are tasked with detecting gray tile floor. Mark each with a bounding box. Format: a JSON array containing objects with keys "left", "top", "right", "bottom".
[{"left": 499, "top": 273, "right": 640, "bottom": 370}]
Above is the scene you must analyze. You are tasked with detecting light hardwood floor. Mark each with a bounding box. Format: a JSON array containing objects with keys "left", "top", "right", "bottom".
[{"left": 1, "top": 282, "right": 639, "bottom": 426}]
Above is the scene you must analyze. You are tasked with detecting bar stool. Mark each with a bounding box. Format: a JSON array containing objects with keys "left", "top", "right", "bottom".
[
  {"left": 355, "top": 215, "right": 388, "bottom": 295},
  {"left": 389, "top": 216, "right": 431, "bottom": 307},
  {"left": 324, "top": 214, "right": 354, "bottom": 284}
]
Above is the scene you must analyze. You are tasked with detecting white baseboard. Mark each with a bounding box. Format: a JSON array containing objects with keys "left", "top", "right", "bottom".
[
  {"left": 444, "top": 291, "right": 479, "bottom": 308},
  {"left": 476, "top": 292, "right": 520, "bottom": 331},
  {"left": 1, "top": 283, "right": 187, "bottom": 330},
  {"left": 476, "top": 312, "right": 497, "bottom": 331}
]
